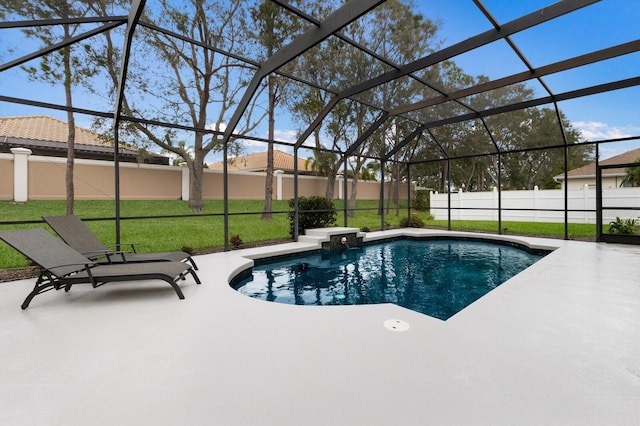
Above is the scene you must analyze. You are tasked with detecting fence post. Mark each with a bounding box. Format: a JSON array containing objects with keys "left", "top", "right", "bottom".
[
  {"left": 492, "top": 186, "right": 498, "bottom": 221},
  {"left": 275, "top": 169, "right": 284, "bottom": 200},
  {"left": 583, "top": 184, "right": 589, "bottom": 224},
  {"left": 458, "top": 188, "right": 463, "bottom": 220},
  {"left": 180, "top": 162, "right": 189, "bottom": 201},
  {"left": 430, "top": 191, "right": 435, "bottom": 218},
  {"left": 533, "top": 185, "right": 539, "bottom": 222},
  {"left": 11, "top": 148, "right": 31, "bottom": 202}
]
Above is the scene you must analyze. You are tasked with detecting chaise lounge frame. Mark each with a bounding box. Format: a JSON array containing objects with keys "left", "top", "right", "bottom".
[
  {"left": 43, "top": 214, "right": 198, "bottom": 270},
  {"left": 0, "top": 228, "right": 201, "bottom": 309}
]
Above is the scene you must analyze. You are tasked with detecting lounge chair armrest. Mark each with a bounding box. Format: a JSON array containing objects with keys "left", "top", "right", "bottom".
[
  {"left": 113, "top": 242, "right": 139, "bottom": 253},
  {"left": 82, "top": 249, "right": 128, "bottom": 263},
  {"left": 83, "top": 249, "right": 115, "bottom": 258}
]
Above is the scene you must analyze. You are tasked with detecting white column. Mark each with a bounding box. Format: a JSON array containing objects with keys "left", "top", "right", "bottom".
[
  {"left": 337, "top": 174, "right": 344, "bottom": 200},
  {"left": 180, "top": 162, "right": 189, "bottom": 201},
  {"left": 274, "top": 170, "right": 284, "bottom": 200},
  {"left": 11, "top": 148, "right": 32, "bottom": 202}
]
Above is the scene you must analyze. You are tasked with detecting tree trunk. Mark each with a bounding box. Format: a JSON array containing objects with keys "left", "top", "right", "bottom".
[
  {"left": 63, "top": 41, "right": 75, "bottom": 215},
  {"left": 392, "top": 140, "right": 400, "bottom": 217},
  {"left": 262, "top": 75, "right": 275, "bottom": 220},
  {"left": 188, "top": 130, "right": 206, "bottom": 211},
  {"left": 189, "top": 145, "right": 205, "bottom": 211},
  {"left": 385, "top": 170, "right": 392, "bottom": 215},
  {"left": 393, "top": 167, "right": 400, "bottom": 217},
  {"left": 325, "top": 170, "right": 336, "bottom": 200},
  {"left": 439, "top": 163, "right": 448, "bottom": 193},
  {"left": 262, "top": 143, "right": 274, "bottom": 219},
  {"left": 348, "top": 173, "right": 358, "bottom": 217}
]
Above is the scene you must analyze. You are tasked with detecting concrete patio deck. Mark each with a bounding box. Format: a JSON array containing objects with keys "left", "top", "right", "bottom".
[{"left": 0, "top": 229, "right": 638, "bottom": 425}]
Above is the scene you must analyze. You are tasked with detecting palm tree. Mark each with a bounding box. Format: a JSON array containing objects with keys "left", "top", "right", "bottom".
[{"left": 161, "top": 141, "right": 194, "bottom": 166}]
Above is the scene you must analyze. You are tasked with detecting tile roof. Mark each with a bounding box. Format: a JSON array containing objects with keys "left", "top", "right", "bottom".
[
  {"left": 556, "top": 147, "right": 640, "bottom": 180},
  {"left": 0, "top": 115, "right": 168, "bottom": 164},
  {"left": 209, "top": 149, "right": 312, "bottom": 173},
  {"left": 0, "top": 115, "right": 109, "bottom": 146}
]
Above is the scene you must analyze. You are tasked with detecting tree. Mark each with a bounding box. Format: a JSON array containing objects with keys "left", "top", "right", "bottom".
[
  {"left": 411, "top": 69, "right": 593, "bottom": 192},
  {"left": 161, "top": 141, "right": 193, "bottom": 166},
  {"left": 288, "top": 0, "right": 440, "bottom": 206},
  {"left": 2, "top": 0, "right": 101, "bottom": 214},
  {"left": 99, "top": 0, "right": 265, "bottom": 211},
  {"left": 622, "top": 159, "right": 640, "bottom": 187},
  {"left": 345, "top": 0, "right": 440, "bottom": 213},
  {"left": 250, "top": 0, "right": 301, "bottom": 220},
  {"left": 497, "top": 109, "right": 591, "bottom": 190}
]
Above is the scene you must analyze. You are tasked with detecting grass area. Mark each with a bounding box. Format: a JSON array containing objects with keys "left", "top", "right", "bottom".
[
  {"left": 0, "top": 199, "right": 426, "bottom": 269},
  {"left": 0, "top": 199, "right": 597, "bottom": 269},
  {"left": 427, "top": 219, "right": 597, "bottom": 240}
]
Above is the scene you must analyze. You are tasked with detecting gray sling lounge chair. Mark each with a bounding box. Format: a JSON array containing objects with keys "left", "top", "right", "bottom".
[
  {"left": 43, "top": 214, "right": 197, "bottom": 270},
  {"left": 0, "top": 228, "right": 201, "bottom": 309}
]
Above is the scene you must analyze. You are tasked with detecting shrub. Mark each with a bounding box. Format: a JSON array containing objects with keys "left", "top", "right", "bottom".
[
  {"left": 229, "top": 234, "right": 243, "bottom": 249},
  {"left": 399, "top": 213, "right": 425, "bottom": 228},
  {"left": 288, "top": 196, "right": 337, "bottom": 237},
  {"left": 412, "top": 189, "right": 430, "bottom": 211},
  {"left": 608, "top": 217, "right": 639, "bottom": 235},
  {"left": 361, "top": 226, "right": 370, "bottom": 233}
]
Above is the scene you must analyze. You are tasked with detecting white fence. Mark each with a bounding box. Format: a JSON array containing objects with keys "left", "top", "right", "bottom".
[{"left": 429, "top": 186, "right": 640, "bottom": 224}]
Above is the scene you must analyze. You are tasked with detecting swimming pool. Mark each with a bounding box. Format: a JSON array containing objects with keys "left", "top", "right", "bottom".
[{"left": 232, "top": 238, "right": 547, "bottom": 320}]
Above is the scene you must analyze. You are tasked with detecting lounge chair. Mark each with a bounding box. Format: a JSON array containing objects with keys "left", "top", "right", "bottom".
[
  {"left": 0, "top": 228, "right": 201, "bottom": 309},
  {"left": 43, "top": 214, "right": 198, "bottom": 270}
]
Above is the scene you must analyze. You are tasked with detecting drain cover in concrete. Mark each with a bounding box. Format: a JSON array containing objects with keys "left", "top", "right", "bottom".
[{"left": 383, "top": 319, "right": 410, "bottom": 332}]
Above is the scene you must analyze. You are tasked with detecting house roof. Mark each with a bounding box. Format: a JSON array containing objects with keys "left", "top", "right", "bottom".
[
  {"left": 0, "top": 115, "right": 168, "bottom": 164},
  {"left": 0, "top": 115, "right": 108, "bottom": 146},
  {"left": 209, "top": 149, "right": 312, "bottom": 173},
  {"left": 555, "top": 147, "right": 640, "bottom": 181}
]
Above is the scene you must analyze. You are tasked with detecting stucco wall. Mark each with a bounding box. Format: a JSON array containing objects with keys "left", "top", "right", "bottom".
[
  {"left": 199, "top": 169, "right": 399, "bottom": 201},
  {"left": 0, "top": 155, "right": 13, "bottom": 200},
  {"left": 119, "top": 165, "right": 181, "bottom": 200},
  {"left": 26, "top": 156, "right": 182, "bottom": 200},
  {"left": 2, "top": 152, "right": 395, "bottom": 202}
]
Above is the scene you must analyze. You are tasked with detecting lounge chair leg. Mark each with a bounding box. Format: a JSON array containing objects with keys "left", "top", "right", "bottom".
[
  {"left": 21, "top": 277, "right": 50, "bottom": 309},
  {"left": 190, "top": 269, "right": 201, "bottom": 285},
  {"left": 188, "top": 258, "right": 198, "bottom": 270},
  {"left": 163, "top": 279, "right": 185, "bottom": 299},
  {"left": 21, "top": 291, "right": 38, "bottom": 310}
]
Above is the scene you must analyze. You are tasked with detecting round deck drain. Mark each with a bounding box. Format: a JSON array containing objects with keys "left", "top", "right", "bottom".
[{"left": 383, "top": 319, "right": 410, "bottom": 332}]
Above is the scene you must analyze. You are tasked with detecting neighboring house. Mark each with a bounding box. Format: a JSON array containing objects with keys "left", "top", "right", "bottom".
[
  {"left": 555, "top": 147, "right": 640, "bottom": 190},
  {"left": 0, "top": 115, "right": 169, "bottom": 165},
  {"left": 209, "top": 149, "right": 312, "bottom": 174}
]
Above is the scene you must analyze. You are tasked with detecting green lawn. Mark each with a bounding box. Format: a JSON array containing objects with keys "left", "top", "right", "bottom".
[
  {"left": 0, "top": 199, "right": 597, "bottom": 269},
  {"left": 427, "top": 219, "right": 597, "bottom": 240}
]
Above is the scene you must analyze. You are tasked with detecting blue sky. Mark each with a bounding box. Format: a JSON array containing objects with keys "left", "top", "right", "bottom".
[
  {"left": 1, "top": 0, "right": 638, "bottom": 160},
  {"left": 418, "top": 0, "right": 640, "bottom": 158}
]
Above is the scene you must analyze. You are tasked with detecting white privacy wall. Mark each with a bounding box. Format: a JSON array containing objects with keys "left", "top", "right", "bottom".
[{"left": 429, "top": 186, "right": 640, "bottom": 224}]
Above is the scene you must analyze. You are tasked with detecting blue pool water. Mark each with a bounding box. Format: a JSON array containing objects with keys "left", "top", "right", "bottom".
[{"left": 232, "top": 238, "right": 547, "bottom": 320}]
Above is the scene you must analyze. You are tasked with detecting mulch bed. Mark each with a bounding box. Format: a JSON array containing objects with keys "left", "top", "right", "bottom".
[{"left": 0, "top": 266, "right": 40, "bottom": 283}]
